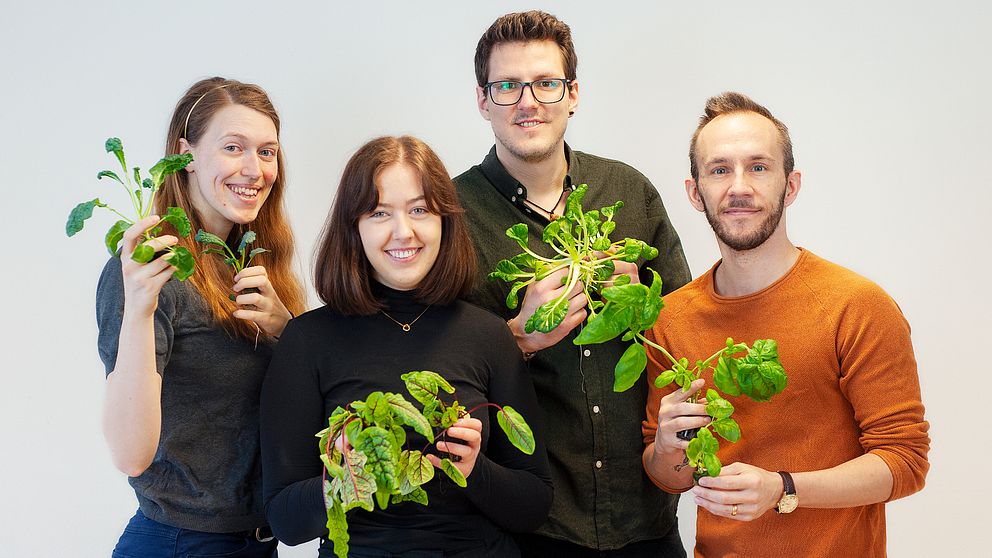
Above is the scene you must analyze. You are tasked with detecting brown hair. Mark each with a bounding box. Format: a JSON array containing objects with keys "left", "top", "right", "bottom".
[
  {"left": 158, "top": 77, "right": 306, "bottom": 339},
  {"left": 689, "top": 91, "right": 795, "bottom": 182},
  {"left": 474, "top": 10, "right": 578, "bottom": 87},
  {"left": 314, "top": 136, "right": 476, "bottom": 315}
]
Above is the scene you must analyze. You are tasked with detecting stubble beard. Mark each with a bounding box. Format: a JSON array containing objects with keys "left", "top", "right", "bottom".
[
  {"left": 494, "top": 118, "right": 566, "bottom": 164},
  {"left": 702, "top": 188, "right": 786, "bottom": 252}
]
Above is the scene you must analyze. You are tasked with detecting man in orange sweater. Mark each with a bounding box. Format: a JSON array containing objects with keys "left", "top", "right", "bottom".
[{"left": 641, "top": 92, "right": 929, "bottom": 557}]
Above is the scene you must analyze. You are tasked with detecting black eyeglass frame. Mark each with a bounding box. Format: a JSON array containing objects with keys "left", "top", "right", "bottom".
[{"left": 484, "top": 78, "right": 573, "bottom": 106}]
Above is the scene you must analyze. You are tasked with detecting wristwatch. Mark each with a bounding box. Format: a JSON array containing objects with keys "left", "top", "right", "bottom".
[{"left": 775, "top": 471, "right": 799, "bottom": 514}]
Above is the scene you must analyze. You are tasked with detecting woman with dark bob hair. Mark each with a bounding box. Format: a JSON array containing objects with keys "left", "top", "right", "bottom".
[
  {"left": 261, "top": 135, "right": 552, "bottom": 557},
  {"left": 97, "top": 77, "right": 307, "bottom": 557}
]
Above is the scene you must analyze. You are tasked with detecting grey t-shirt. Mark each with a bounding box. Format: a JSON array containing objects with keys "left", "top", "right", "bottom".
[{"left": 96, "top": 256, "right": 273, "bottom": 533}]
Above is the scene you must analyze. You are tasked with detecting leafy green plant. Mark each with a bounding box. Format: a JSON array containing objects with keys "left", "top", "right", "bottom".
[
  {"left": 316, "top": 370, "right": 535, "bottom": 558},
  {"left": 195, "top": 229, "right": 268, "bottom": 300},
  {"left": 653, "top": 337, "right": 787, "bottom": 479},
  {"left": 488, "top": 183, "right": 660, "bottom": 390},
  {"left": 66, "top": 137, "right": 195, "bottom": 280}
]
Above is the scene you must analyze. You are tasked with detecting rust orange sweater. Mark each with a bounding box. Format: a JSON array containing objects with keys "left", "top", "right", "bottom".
[{"left": 642, "top": 249, "right": 929, "bottom": 557}]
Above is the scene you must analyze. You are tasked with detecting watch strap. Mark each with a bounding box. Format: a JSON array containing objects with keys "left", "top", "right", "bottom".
[{"left": 778, "top": 471, "right": 796, "bottom": 496}]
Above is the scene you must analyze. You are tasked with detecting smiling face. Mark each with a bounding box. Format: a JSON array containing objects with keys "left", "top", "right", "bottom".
[
  {"left": 687, "top": 111, "right": 800, "bottom": 252},
  {"left": 181, "top": 104, "right": 279, "bottom": 238},
  {"left": 476, "top": 40, "right": 579, "bottom": 165},
  {"left": 358, "top": 163, "right": 443, "bottom": 291}
]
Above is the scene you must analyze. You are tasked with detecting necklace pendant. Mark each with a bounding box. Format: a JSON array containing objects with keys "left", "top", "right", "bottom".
[{"left": 401, "top": 324, "right": 411, "bottom": 332}]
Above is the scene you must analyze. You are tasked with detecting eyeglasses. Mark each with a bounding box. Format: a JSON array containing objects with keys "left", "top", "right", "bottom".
[{"left": 485, "top": 79, "right": 572, "bottom": 106}]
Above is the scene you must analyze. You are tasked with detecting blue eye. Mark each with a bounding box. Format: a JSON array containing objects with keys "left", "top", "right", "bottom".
[
  {"left": 411, "top": 207, "right": 431, "bottom": 216},
  {"left": 752, "top": 164, "right": 767, "bottom": 172},
  {"left": 224, "top": 145, "right": 240, "bottom": 153},
  {"left": 259, "top": 148, "right": 276, "bottom": 158}
]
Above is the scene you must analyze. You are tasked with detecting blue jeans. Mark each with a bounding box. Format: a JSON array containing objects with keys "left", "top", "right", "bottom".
[{"left": 112, "top": 509, "right": 278, "bottom": 558}]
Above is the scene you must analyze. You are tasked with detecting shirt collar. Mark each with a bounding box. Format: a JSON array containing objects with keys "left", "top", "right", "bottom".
[{"left": 479, "top": 143, "right": 578, "bottom": 218}]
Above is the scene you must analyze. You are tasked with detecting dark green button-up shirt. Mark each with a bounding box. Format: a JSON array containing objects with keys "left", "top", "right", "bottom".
[{"left": 453, "top": 145, "right": 692, "bottom": 550}]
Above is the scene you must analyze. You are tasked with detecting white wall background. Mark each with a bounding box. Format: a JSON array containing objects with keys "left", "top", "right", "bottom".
[{"left": 1, "top": 1, "right": 988, "bottom": 556}]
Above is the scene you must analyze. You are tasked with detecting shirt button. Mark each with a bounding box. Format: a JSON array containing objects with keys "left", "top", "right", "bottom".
[
  {"left": 583, "top": 349, "right": 591, "bottom": 357},
  {"left": 517, "top": 187, "right": 524, "bottom": 195},
  {"left": 595, "top": 460, "right": 603, "bottom": 469},
  {"left": 592, "top": 405, "right": 600, "bottom": 414}
]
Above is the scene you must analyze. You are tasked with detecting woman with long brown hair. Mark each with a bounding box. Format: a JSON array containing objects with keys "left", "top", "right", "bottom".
[
  {"left": 260, "top": 136, "right": 552, "bottom": 557},
  {"left": 96, "top": 77, "right": 306, "bottom": 557}
]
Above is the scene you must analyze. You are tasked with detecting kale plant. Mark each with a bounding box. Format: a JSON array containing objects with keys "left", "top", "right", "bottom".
[
  {"left": 316, "top": 370, "right": 535, "bottom": 558},
  {"left": 195, "top": 229, "right": 268, "bottom": 300},
  {"left": 66, "top": 138, "right": 195, "bottom": 280}
]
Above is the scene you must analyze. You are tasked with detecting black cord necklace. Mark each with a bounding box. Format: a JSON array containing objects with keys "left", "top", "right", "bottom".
[{"left": 523, "top": 187, "right": 568, "bottom": 220}]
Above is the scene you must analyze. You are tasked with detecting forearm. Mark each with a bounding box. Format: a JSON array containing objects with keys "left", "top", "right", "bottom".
[
  {"left": 265, "top": 476, "right": 326, "bottom": 545},
  {"left": 642, "top": 443, "right": 694, "bottom": 493},
  {"left": 102, "top": 309, "right": 162, "bottom": 477},
  {"left": 462, "top": 454, "right": 552, "bottom": 532},
  {"left": 793, "top": 453, "right": 893, "bottom": 508}
]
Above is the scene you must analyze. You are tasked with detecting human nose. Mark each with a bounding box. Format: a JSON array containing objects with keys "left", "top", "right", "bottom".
[
  {"left": 392, "top": 214, "right": 414, "bottom": 239},
  {"left": 241, "top": 152, "right": 262, "bottom": 180},
  {"left": 516, "top": 83, "right": 540, "bottom": 109},
  {"left": 727, "top": 167, "right": 752, "bottom": 197}
]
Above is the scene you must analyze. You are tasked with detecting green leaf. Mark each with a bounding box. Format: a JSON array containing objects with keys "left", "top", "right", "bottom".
[
  {"left": 237, "top": 230, "right": 257, "bottom": 255},
  {"left": 525, "top": 295, "right": 570, "bottom": 334},
  {"left": 600, "top": 200, "right": 623, "bottom": 219},
  {"left": 614, "top": 342, "right": 647, "bottom": 392},
  {"left": 66, "top": 198, "right": 106, "bottom": 237},
  {"left": 149, "top": 152, "right": 193, "bottom": 188},
  {"left": 705, "top": 392, "right": 735, "bottom": 420},
  {"left": 701, "top": 452, "right": 722, "bottom": 477},
  {"left": 195, "top": 228, "right": 228, "bottom": 248},
  {"left": 247, "top": 247, "right": 269, "bottom": 265},
  {"left": 574, "top": 303, "right": 633, "bottom": 345},
  {"left": 489, "top": 259, "right": 527, "bottom": 282},
  {"left": 105, "top": 137, "right": 126, "bottom": 171},
  {"left": 166, "top": 246, "right": 195, "bottom": 281},
  {"left": 132, "top": 167, "right": 141, "bottom": 186},
  {"left": 496, "top": 405, "right": 536, "bottom": 455},
  {"left": 401, "top": 370, "right": 455, "bottom": 407},
  {"left": 600, "top": 220, "right": 617, "bottom": 236},
  {"left": 391, "top": 485, "right": 429, "bottom": 506},
  {"left": 403, "top": 450, "right": 434, "bottom": 487},
  {"left": 686, "top": 436, "right": 703, "bottom": 465},
  {"left": 505, "top": 223, "right": 530, "bottom": 250},
  {"left": 161, "top": 206, "right": 192, "bottom": 237},
  {"left": 384, "top": 393, "right": 433, "bottom": 439},
  {"left": 654, "top": 369, "right": 676, "bottom": 388},
  {"left": 713, "top": 356, "right": 741, "bottom": 396},
  {"left": 505, "top": 281, "right": 528, "bottom": 310},
  {"left": 323, "top": 483, "right": 350, "bottom": 558},
  {"left": 97, "top": 170, "right": 124, "bottom": 184},
  {"left": 697, "top": 425, "right": 720, "bottom": 454},
  {"left": 334, "top": 450, "right": 376, "bottom": 512},
  {"left": 103, "top": 220, "right": 131, "bottom": 256},
  {"left": 131, "top": 243, "right": 155, "bottom": 263},
  {"left": 711, "top": 418, "right": 741, "bottom": 442},
  {"left": 354, "top": 426, "right": 398, "bottom": 498},
  {"left": 601, "top": 282, "right": 650, "bottom": 307},
  {"left": 142, "top": 178, "right": 154, "bottom": 189},
  {"left": 439, "top": 457, "right": 467, "bottom": 487},
  {"left": 563, "top": 183, "right": 588, "bottom": 222}
]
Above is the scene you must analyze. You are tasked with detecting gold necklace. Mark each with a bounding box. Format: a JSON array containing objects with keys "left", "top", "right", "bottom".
[{"left": 380, "top": 305, "right": 432, "bottom": 332}]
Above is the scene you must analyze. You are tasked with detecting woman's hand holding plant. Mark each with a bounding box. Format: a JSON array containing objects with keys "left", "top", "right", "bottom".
[
  {"left": 231, "top": 265, "right": 293, "bottom": 337},
  {"left": 119, "top": 216, "right": 180, "bottom": 318},
  {"left": 426, "top": 414, "right": 482, "bottom": 480}
]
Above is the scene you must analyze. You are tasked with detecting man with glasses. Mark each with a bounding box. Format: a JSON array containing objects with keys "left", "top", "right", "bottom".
[{"left": 454, "top": 10, "right": 691, "bottom": 557}]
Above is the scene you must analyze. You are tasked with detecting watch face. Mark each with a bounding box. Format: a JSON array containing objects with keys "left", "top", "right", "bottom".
[{"left": 777, "top": 494, "right": 799, "bottom": 514}]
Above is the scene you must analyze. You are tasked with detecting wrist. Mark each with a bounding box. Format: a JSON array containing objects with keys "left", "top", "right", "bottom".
[{"left": 507, "top": 318, "right": 538, "bottom": 355}]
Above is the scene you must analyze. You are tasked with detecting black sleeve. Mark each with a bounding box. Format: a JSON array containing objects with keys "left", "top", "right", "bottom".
[
  {"left": 260, "top": 318, "right": 327, "bottom": 545},
  {"left": 639, "top": 175, "right": 692, "bottom": 295},
  {"left": 460, "top": 323, "right": 553, "bottom": 532}
]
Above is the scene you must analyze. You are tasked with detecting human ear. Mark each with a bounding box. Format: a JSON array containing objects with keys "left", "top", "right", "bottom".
[
  {"left": 476, "top": 86, "right": 491, "bottom": 122},
  {"left": 783, "top": 171, "right": 801, "bottom": 207},
  {"left": 685, "top": 178, "right": 705, "bottom": 213},
  {"left": 178, "top": 138, "right": 195, "bottom": 172}
]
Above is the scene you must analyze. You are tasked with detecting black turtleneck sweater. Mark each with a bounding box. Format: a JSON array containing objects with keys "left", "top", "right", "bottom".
[{"left": 260, "top": 286, "right": 552, "bottom": 556}]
